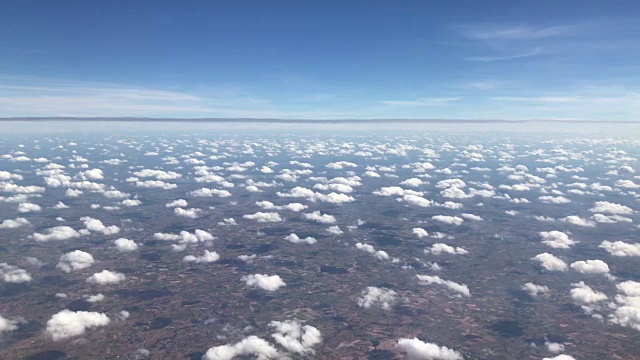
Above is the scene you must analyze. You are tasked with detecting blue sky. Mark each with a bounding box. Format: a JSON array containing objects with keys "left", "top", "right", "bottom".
[{"left": 1, "top": 0, "right": 639, "bottom": 120}]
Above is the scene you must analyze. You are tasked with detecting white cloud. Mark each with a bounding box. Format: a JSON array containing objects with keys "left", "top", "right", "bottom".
[
  {"left": 242, "top": 274, "right": 286, "bottom": 291},
  {"left": 416, "top": 275, "right": 470, "bottom": 297},
  {"left": 45, "top": 310, "right": 110, "bottom": 341},
  {"left": 432, "top": 215, "right": 464, "bottom": 225},
  {"left": 570, "top": 281, "right": 607, "bottom": 304},
  {"left": 85, "top": 294, "right": 105, "bottom": 303},
  {"left": 0, "top": 263, "right": 32, "bottom": 283},
  {"left": 396, "top": 338, "right": 463, "bottom": 360},
  {"left": 358, "top": 287, "right": 398, "bottom": 310},
  {"left": 521, "top": 282, "right": 549, "bottom": 297},
  {"left": 531, "top": 253, "right": 567, "bottom": 271},
  {"left": 203, "top": 336, "right": 279, "bottom": 360},
  {"left": 86, "top": 270, "right": 126, "bottom": 285},
  {"left": 599, "top": 240, "right": 640, "bottom": 256},
  {"left": 135, "top": 180, "right": 177, "bottom": 189},
  {"left": 183, "top": 250, "right": 220, "bottom": 263},
  {"left": 303, "top": 211, "right": 336, "bottom": 224},
  {"left": 570, "top": 259, "right": 610, "bottom": 274},
  {"left": 560, "top": 215, "right": 595, "bottom": 227},
  {"left": 57, "top": 250, "right": 95, "bottom": 273},
  {"left": 243, "top": 212, "right": 282, "bottom": 223},
  {"left": 0, "top": 217, "right": 29, "bottom": 229},
  {"left": 543, "top": 355, "right": 576, "bottom": 360},
  {"left": 284, "top": 233, "right": 317, "bottom": 244},
  {"left": 32, "top": 226, "right": 81, "bottom": 241},
  {"left": 460, "top": 213, "right": 483, "bottom": 221},
  {"left": 540, "top": 231, "right": 577, "bottom": 249},
  {"left": 174, "top": 207, "right": 202, "bottom": 219},
  {"left": 190, "top": 188, "right": 232, "bottom": 197},
  {"left": 412, "top": 228, "right": 429, "bottom": 238},
  {"left": 81, "top": 216, "right": 120, "bottom": 235},
  {"left": 426, "top": 242, "right": 468, "bottom": 255},
  {"left": 17, "top": 202, "right": 42, "bottom": 212},
  {"left": 121, "top": 199, "right": 142, "bottom": 207},
  {"left": 114, "top": 238, "right": 139, "bottom": 252},
  {"left": 166, "top": 199, "right": 188, "bottom": 207},
  {"left": 269, "top": 320, "right": 322, "bottom": 355},
  {"left": 0, "top": 314, "right": 20, "bottom": 334},
  {"left": 403, "top": 194, "right": 435, "bottom": 207},
  {"left": 589, "top": 201, "right": 633, "bottom": 215},
  {"left": 326, "top": 225, "right": 343, "bottom": 235}
]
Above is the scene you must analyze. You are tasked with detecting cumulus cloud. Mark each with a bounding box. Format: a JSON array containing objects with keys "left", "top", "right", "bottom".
[
  {"left": 540, "top": 231, "right": 577, "bottom": 249},
  {"left": 570, "top": 281, "right": 607, "bottom": 305},
  {"left": 284, "top": 233, "right": 317, "bottom": 244},
  {"left": 396, "top": 338, "right": 463, "bottom": 360},
  {"left": 357, "top": 287, "right": 398, "bottom": 310},
  {"left": 183, "top": 250, "right": 220, "bottom": 263},
  {"left": 326, "top": 225, "right": 343, "bottom": 235},
  {"left": 570, "top": 259, "right": 610, "bottom": 274},
  {"left": 542, "top": 355, "right": 576, "bottom": 360},
  {"left": 190, "top": 188, "right": 232, "bottom": 197},
  {"left": 599, "top": 240, "right": 640, "bottom": 256},
  {"left": 135, "top": 180, "right": 177, "bottom": 189},
  {"left": 426, "top": 243, "right": 468, "bottom": 255},
  {"left": 174, "top": 207, "right": 202, "bottom": 219},
  {"left": 412, "top": 228, "right": 429, "bottom": 238},
  {"left": 416, "top": 275, "right": 470, "bottom": 297},
  {"left": 0, "top": 314, "right": 20, "bottom": 334},
  {"left": 432, "top": 215, "right": 464, "bottom": 225},
  {"left": 57, "top": 250, "right": 95, "bottom": 273},
  {"left": 243, "top": 212, "right": 282, "bottom": 223},
  {"left": 114, "top": 238, "right": 139, "bottom": 252},
  {"left": 521, "top": 283, "right": 550, "bottom": 297},
  {"left": 269, "top": 320, "right": 322, "bottom": 355},
  {"left": 589, "top": 201, "right": 633, "bottom": 215},
  {"left": 539, "top": 196, "right": 571, "bottom": 204},
  {"left": 81, "top": 216, "right": 120, "bottom": 235},
  {"left": 0, "top": 263, "right": 32, "bottom": 283},
  {"left": 242, "top": 274, "right": 286, "bottom": 292},
  {"left": 45, "top": 310, "right": 110, "bottom": 341},
  {"left": 303, "top": 211, "right": 336, "bottom": 224},
  {"left": 0, "top": 217, "right": 29, "bottom": 229},
  {"left": 31, "top": 225, "right": 81, "bottom": 241},
  {"left": 17, "top": 202, "right": 42, "bottom": 212},
  {"left": 166, "top": 199, "right": 188, "bottom": 207},
  {"left": 203, "top": 336, "right": 279, "bottom": 360},
  {"left": 560, "top": 216, "right": 595, "bottom": 227},
  {"left": 531, "top": 253, "right": 567, "bottom": 271},
  {"left": 86, "top": 270, "right": 126, "bottom": 285}
]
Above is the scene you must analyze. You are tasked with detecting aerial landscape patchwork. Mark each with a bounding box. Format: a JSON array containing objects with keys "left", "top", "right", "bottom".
[{"left": 0, "top": 126, "right": 639, "bottom": 360}]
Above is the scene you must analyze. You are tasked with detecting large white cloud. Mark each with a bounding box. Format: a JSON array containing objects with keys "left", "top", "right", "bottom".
[
  {"left": 570, "top": 259, "right": 610, "bottom": 274},
  {"left": 203, "top": 336, "right": 279, "bottom": 360},
  {"left": 599, "top": 240, "right": 640, "bottom": 256},
  {"left": 242, "top": 274, "right": 286, "bottom": 292},
  {"left": 57, "top": 250, "right": 95, "bottom": 273},
  {"left": 432, "top": 215, "right": 464, "bottom": 226},
  {"left": 81, "top": 216, "right": 120, "bottom": 235},
  {"left": 303, "top": 211, "right": 336, "bottom": 224},
  {"left": 0, "top": 263, "right": 32, "bottom": 283},
  {"left": 269, "top": 320, "right": 322, "bottom": 355},
  {"left": 425, "top": 243, "right": 468, "bottom": 255},
  {"left": 0, "top": 217, "right": 29, "bottom": 229},
  {"left": 45, "top": 310, "right": 110, "bottom": 341},
  {"left": 589, "top": 201, "right": 633, "bottom": 215},
  {"left": 243, "top": 212, "right": 282, "bottom": 223},
  {"left": 114, "top": 238, "right": 139, "bottom": 252},
  {"left": 396, "top": 338, "right": 463, "bottom": 360},
  {"left": 31, "top": 226, "right": 81, "bottom": 241}
]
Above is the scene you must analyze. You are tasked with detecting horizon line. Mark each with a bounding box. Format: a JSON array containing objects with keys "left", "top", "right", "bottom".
[{"left": 0, "top": 117, "right": 637, "bottom": 124}]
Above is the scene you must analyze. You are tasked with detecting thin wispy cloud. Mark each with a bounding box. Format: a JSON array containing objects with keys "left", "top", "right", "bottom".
[
  {"left": 466, "top": 48, "right": 545, "bottom": 62},
  {"left": 381, "top": 97, "right": 461, "bottom": 107},
  {"left": 460, "top": 24, "right": 584, "bottom": 41}
]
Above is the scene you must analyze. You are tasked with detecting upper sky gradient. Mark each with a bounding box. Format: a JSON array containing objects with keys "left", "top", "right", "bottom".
[{"left": 1, "top": 0, "right": 639, "bottom": 120}]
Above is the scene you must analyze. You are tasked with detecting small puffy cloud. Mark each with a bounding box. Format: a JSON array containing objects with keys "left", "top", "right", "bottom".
[
  {"left": 86, "top": 270, "right": 126, "bottom": 285},
  {"left": 85, "top": 294, "right": 105, "bottom": 303},
  {"left": 135, "top": 180, "right": 177, "bottom": 189},
  {"left": 121, "top": 199, "right": 142, "bottom": 207},
  {"left": 416, "top": 275, "right": 470, "bottom": 297},
  {"left": 560, "top": 216, "right": 595, "bottom": 227},
  {"left": 45, "top": 310, "right": 110, "bottom": 341},
  {"left": 0, "top": 217, "right": 29, "bottom": 229},
  {"left": 570, "top": 281, "right": 607, "bottom": 304},
  {"left": 400, "top": 178, "right": 426, "bottom": 187},
  {"left": 432, "top": 215, "right": 464, "bottom": 226},
  {"left": 396, "top": 338, "right": 463, "bottom": 360},
  {"left": 0, "top": 314, "right": 20, "bottom": 333},
  {"left": 326, "top": 161, "right": 357, "bottom": 169},
  {"left": 0, "top": 263, "right": 32, "bottom": 283},
  {"left": 203, "top": 336, "right": 279, "bottom": 360},
  {"left": 17, "top": 202, "right": 42, "bottom": 212},
  {"left": 358, "top": 287, "right": 398, "bottom": 310},
  {"left": 242, "top": 274, "right": 286, "bottom": 291},
  {"left": 403, "top": 194, "right": 434, "bottom": 207},
  {"left": 114, "top": 238, "right": 139, "bottom": 252},
  {"left": 326, "top": 225, "right": 343, "bottom": 235},
  {"left": 570, "top": 259, "right": 610, "bottom": 274},
  {"left": 174, "top": 207, "right": 202, "bottom": 219},
  {"left": 460, "top": 213, "right": 483, "bottom": 221},
  {"left": 269, "top": 320, "right": 322, "bottom": 355},
  {"left": 166, "top": 199, "right": 188, "bottom": 207},
  {"left": 103, "top": 190, "right": 129, "bottom": 199},
  {"left": 426, "top": 243, "right": 468, "bottom": 255},
  {"left": 373, "top": 186, "right": 422, "bottom": 197},
  {"left": 543, "top": 355, "right": 576, "bottom": 360},
  {"left": 521, "top": 283, "right": 549, "bottom": 297},
  {"left": 65, "top": 188, "right": 83, "bottom": 197},
  {"left": 183, "top": 250, "right": 220, "bottom": 263},
  {"left": 190, "top": 188, "right": 232, "bottom": 197},
  {"left": 81, "top": 217, "right": 120, "bottom": 235},
  {"left": 539, "top": 196, "right": 571, "bottom": 204},
  {"left": 531, "top": 253, "right": 567, "bottom": 271},
  {"left": 133, "top": 169, "right": 181, "bottom": 180},
  {"left": 589, "top": 201, "right": 633, "bottom": 215},
  {"left": 32, "top": 226, "right": 81, "bottom": 241},
  {"left": 243, "top": 212, "right": 282, "bottom": 223},
  {"left": 413, "top": 228, "right": 429, "bottom": 238},
  {"left": 284, "top": 233, "right": 317, "bottom": 244},
  {"left": 57, "top": 250, "right": 95, "bottom": 273},
  {"left": 303, "top": 211, "right": 336, "bottom": 224},
  {"left": 599, "top": 240, "right": 640, "bottom": 256},
  {"left": 540, "top": 231, "right": 577, "bottom": 249}
]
